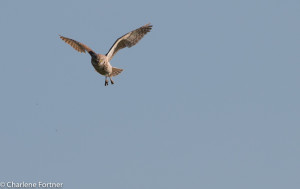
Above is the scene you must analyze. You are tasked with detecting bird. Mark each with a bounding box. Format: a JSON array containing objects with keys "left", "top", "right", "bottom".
[{"left": 60, "top": 23, "right": 152, "bottom": 86}]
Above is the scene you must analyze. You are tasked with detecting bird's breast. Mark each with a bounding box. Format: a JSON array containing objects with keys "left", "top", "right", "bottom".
[{"left": 91, "top": 60, "right": 112, "bottom": 76}]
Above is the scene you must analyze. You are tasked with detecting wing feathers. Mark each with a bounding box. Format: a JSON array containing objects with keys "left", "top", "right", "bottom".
[
  {"left": 106, "top": 23, "right": 152, "bottom": 61},
  {"left": 59, "top": 35, "right": 94, "bottom": 53}
]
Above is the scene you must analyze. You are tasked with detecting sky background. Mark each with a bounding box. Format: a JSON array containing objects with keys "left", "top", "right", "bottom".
[{"left": 0, "top": 0, "right": 300, "bottom": 188}]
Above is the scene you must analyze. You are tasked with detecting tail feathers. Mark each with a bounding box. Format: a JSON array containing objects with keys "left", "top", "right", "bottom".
[{"left": 111, "top": 67, "right": 123, "bottom": 77}]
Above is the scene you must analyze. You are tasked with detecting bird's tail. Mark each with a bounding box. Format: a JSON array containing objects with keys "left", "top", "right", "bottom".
[{"left": 111, "top": 67, "right": 123, "bottom": 77}]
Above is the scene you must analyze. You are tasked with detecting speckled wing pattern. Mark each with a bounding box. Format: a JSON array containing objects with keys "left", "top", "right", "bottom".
[
  {"left": 106, "top": 23, "right": 152, "bottom": 61},
  {"left": 59, "top": 35, "right": 94, "bottom": 53}
]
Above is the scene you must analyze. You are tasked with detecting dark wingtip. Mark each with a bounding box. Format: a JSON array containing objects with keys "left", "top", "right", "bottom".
[
  {"left": 145, "top": 23, "right": 153, "bottom": 32},
  {"left": 146, "top": 23, "right": 153, "bottom": 27}
]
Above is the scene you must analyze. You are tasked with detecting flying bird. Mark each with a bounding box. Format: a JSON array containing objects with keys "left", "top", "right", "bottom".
[{"left": 60, "top": 23, "right": 152, "bottom": 86}]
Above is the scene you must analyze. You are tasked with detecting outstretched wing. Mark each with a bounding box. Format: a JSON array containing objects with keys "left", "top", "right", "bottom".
[
  {"left": 106, "top": 23, "right": 152, "bottom": 61},
  {"left": 59, "top": 35, "right": 94, "bottom": 54}
]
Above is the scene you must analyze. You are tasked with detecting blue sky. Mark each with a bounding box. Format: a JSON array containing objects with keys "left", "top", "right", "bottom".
[{"left": 0, "top": 0, "right": 300, "bottom": 188}]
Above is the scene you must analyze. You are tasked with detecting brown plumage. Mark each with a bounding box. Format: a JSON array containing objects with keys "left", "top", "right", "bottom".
[{"left": 60, "top": 23, "right": 152, "bottom": 86}]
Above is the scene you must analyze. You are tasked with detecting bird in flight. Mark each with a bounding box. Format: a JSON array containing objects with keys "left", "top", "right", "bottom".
[{"left": 60, "top": 23, "right": 152, "bottom": 86}]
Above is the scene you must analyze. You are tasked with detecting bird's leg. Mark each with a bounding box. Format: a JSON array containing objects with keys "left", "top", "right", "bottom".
[
  {"left": 105, "top": 77, "right": 109, "bottom": 86},
  {"left": 110, "top": 77, "right": 114, "bottom": 85}
]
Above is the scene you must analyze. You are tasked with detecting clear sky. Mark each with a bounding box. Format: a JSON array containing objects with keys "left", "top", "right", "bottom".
[{"left": 0, "top": 0, "right": 300, "bottom": 189}]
